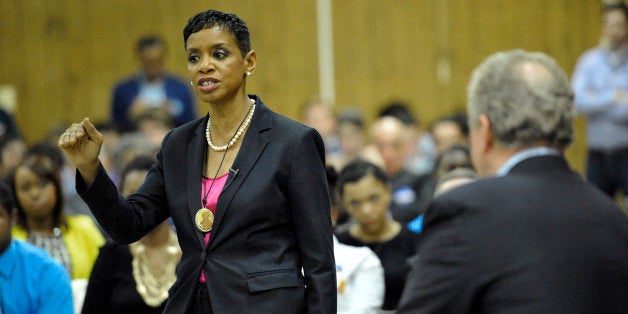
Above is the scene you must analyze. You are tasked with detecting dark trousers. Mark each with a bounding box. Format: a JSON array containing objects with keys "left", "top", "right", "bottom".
[
  {"left": 586, "top": 148, "right": 628, "bottom": 199},
  {"left": 189, "top": 283, "right": 212, "bottom": 314}
]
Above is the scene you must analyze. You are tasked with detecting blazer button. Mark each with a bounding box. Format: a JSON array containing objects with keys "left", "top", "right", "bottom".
[{"left": 200, "top": 251, "right": 206, "bottom": 261}]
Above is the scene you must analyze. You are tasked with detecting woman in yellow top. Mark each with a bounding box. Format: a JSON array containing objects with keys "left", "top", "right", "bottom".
[{"left": 10, "top": 153, "right": 104, "bottom": 279}]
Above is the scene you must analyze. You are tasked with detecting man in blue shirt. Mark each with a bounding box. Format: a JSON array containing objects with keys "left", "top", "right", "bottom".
[
  {"left": 0, "top": 181, "right": 73, "bottom": 314},
  {"left": 572, "top": 3, "right": 628, "bottom": 211}
]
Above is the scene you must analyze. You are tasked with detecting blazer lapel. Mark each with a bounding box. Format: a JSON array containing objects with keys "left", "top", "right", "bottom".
[
  {"left": 187, "top": 115, "right": 209, "bottom": 247},
  {"left": 208, "top": 97, "right": 271, "bottom": 248}
]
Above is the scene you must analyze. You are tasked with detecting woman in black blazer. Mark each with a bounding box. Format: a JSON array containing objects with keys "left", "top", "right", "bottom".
[{"left": 59, "top": 9, "right": 336, "bottom": 314}]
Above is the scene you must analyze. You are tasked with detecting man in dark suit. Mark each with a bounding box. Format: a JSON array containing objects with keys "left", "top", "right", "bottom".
[{"left": 397, "top": 49, "right": 628, "bottom": 313}]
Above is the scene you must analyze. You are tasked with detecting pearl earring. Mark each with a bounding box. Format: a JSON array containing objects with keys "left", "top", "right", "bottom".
[
  {"left": 190, "top": 81, "right": 193, "bottom": 86},
  {"left": 246, "top": 72, "right": 252, "bottom": 76}
]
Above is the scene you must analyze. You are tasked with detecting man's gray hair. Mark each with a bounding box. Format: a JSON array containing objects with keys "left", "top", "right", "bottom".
[{"left": 467, "top": 49, "right": 574, "bottom": 148}]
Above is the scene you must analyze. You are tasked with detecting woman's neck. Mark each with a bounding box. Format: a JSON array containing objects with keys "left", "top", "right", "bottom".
[
  {"left": 351, "top": 219, "right": 401, "bottom": 243},
  {"left": 27, "top": 216, "right": 55, "bottom": 234},
  {"left": 140, "top": 223, "right": 173, "bottom": 248},
  {"left": 208, "top": 96, "right": 253, "bottom": 137},
  {"left": 208, "top": 94, "right": 251, "bottom": 118}
]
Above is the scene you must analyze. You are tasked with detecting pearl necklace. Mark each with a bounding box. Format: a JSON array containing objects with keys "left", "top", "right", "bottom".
[
  {"left": 130, "top": 232, "right": 181, "bottom": 307},
  {"left": 206, "top": 100, "right": 256, "bottom": 152}
]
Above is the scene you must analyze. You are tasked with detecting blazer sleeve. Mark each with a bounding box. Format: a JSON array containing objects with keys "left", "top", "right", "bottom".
[
  {"left": 287, "top": 128, "right": 337, "bottom": 313},
  {"left": 77, "top": 132, "right": 172, "bottom": 245}
]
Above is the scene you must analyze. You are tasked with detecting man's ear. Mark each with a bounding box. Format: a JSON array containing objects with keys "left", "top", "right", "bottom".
[{"left": 478, "top": 114, "right": 494, "bottom": 153}]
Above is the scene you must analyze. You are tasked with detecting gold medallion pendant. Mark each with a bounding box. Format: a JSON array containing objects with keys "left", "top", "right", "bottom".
[{"left": 195, "top": 208, "right": 214, "bottom": 232}]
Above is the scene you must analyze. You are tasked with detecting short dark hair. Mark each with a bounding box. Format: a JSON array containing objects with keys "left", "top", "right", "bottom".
[
  {"left": 433, "top": 144, "right": 473, "bottom": 179},
  {"left": 378, "top": 102, "right": 418, "bottom": 126},
  {"left": 27, "top": 141, "right": 65, "bottom": 169},
  {"left": 0, "top": 181, "right": 16, "bottom": 215},
  {"left": 118, "top": 154, "right": 155, "bottom": 194},
  {"left": 338, "top": 109, "right": 364, "bottom": 129},
  {"left": 604, "top": 3, "right": 628, "bottom": 20},
  {"left": 136, "top": 35, "right": 165, "bottom": 52},
  {"left": 337, "top": 159, "right": 389, "bottom": 199},
  {"left": 432, "top": 113, "right": 469, "bottom": 137},
  {"left": 183, "top": 9, "right": 251, "bottom": 56}
]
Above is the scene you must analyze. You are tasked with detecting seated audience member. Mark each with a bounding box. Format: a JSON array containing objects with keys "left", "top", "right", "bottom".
[
  {"left": 111, "top": 35, "right": 197, "bottom": 132},
  {"left": 0, "top": 106, "right": 22, "bottom": 140},
  {"left": 408, "top": 167, "right": 477, "bottom": 234},
  {"left": 10, "top": 154, "right": 105, "bottom": 280},
  {"left": 0, "top": 134, "right": 26, "bottom": 181},
  {"left": 335, "top": 159, "right": 419, "bottom": 312},
  {"left": 369, "top": 116, "right": 434, "bottom": 223},
  {"left": 433, "top": 144, "right": 473, "bottom": 180},
  {"left": 328, "top": 108, "right": 367, "bottom": 171},
  {"left": 326, "top": 166, "right": 384, "bottom": 313},
  {"left": 135, "top": 110, "right": 174, "bottom": 147},
  {"left": 0, "top": 180, "right": 73, "bottom": 313},
  {"left": 378, "top": 102, "right": 437, "bottom": 177},
  {"left": 27, "top": 141, "right": 97, "bottom": 225},
  {"left": 299, "top": 97, "right": 341, "bottom": 156},
  {"left": 83, "top": 155, "right": 181, "bottom": 313},
  {"left": 430, "top": 113, "right": 469, "bottom": 154},
  {"left": 433, "top": 167, "right": 477, "bottom": 197},
  {"left": 109, "top": 132, "right": 159, "bottom": 185},
  {"left": 398, "top": 50, "right": 628, "bottom": 313}
]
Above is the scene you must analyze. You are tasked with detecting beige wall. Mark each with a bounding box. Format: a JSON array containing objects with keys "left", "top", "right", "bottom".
[{"left": 0, "top": 0, "right": 602, "bottom": 172}]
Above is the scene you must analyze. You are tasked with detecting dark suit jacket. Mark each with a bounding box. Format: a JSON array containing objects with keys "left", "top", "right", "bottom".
[
  {"left": 111, "top": 73, "right": 197, "bottom": 131},
  {"left": 397, "top": 155, "right": 628, "bottom": 313},
  {"left": 79, "top": 96, "right": 337, "bottom": 313}
]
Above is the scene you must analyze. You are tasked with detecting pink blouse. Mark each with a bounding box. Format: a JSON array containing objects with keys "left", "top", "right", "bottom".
[{"left": 199, "top": 172, "right": 228, "bottom": 283}]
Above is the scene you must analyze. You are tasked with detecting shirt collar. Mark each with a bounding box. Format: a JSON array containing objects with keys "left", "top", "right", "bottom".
[
  {"left": 497, "top": 147, "right": 561, "bottom": 176},
  {"left": 138, "top": 73, "right": 165, "bottom": 85}
]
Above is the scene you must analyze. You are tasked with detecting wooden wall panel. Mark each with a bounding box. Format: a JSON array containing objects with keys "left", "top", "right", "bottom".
[
  {"left": 0, "top": 0, "right": 603, "bottom": 172},
  {"left": 0, "top": 0, "right": 318, "bottom": 142},
  {"left": 332, "top": 0, "right": 601, "bottom": 172}
]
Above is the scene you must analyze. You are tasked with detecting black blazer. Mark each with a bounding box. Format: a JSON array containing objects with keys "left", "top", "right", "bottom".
[
  {"left": 397, "top": 155, "right": 628, "bottom": 313},
  {"left": 79, "top": 96, "right": 337, "bottom": 313}
]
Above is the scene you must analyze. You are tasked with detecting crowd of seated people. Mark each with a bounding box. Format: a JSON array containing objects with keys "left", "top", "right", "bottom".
[
  {"left": 0, "top": 80, "right": 476, "bottom": 313},
  {"left": 0, "top": 34, "right": 190, "bottom": 313},
  {"left": 3, "top": 7, "right": 628, "bottom": 311}
]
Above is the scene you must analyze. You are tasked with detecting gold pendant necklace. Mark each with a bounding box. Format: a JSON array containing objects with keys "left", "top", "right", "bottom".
[
  {"left": 196, "top": 100, "right": 253, "bottom": 232},
  {"left": 195, "top": 208, "right": 214, "bottom": 232}
]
